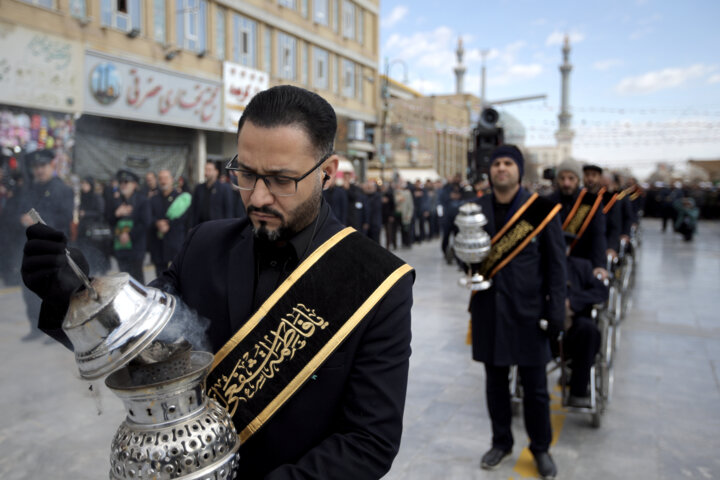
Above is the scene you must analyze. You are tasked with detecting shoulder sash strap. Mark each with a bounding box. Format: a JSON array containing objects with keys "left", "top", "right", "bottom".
[
  {"left": 478, "top": 193, "right": 562, "bottom": 279},
  {"left": 602, "top": 192, "right": 619, "bottom": 215},
  {"left": 207, "top": 227, "right": 412, "bottom": 443},
  {"left": 565, "top": 187, "right": 606, "bottom": 252}
]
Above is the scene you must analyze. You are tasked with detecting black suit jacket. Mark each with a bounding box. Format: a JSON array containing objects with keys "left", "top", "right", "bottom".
[{"left": 151, "top": 213, "right": 414, "bottom": 479}]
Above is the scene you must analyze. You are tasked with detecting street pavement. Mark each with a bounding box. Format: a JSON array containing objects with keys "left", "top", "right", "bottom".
[{"left": 1, "top": 217, "right": 719, "bottom": 479}]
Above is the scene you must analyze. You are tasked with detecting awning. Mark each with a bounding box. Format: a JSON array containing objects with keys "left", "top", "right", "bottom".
[
  {"left": 365, "top": 167, "right": 441, "bottom": 183},
  {"left": 395, "top": 168, "right": 441, "bottom": 183}
]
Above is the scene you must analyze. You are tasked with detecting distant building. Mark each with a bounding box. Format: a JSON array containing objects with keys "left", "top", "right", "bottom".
[{"left": 0, "top": 0, "right": 379, "bottom": 184}]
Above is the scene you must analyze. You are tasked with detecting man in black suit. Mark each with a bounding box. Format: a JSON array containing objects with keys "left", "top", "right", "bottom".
[
  {"left": 190, "top": 160, "right": 234, "bottom": 226},
  {"left": 21, "top": 85, "right": 414, "bottom": 479},
  {"left": 470, "top": 145, "right": 566, "bottom": 479}
]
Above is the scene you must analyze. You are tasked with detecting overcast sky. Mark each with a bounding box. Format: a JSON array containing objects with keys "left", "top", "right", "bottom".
[{"left": 379, "top": 0, "right": 720, "bottom": 177}]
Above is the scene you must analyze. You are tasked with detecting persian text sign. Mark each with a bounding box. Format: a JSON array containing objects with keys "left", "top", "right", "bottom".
[
  {"left": 223, "top": 62, "right": 268, "bottom": 132},
  {"left": 84, "top": 51, "right": 223, "bottom": 131},
  {"left": 0, "top": 22, "right": 83, "bottom": 113}
]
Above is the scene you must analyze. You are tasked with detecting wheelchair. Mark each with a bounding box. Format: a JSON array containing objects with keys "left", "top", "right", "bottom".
[{"left": 510, "top": 301, "right": 614, "bottom": 428}]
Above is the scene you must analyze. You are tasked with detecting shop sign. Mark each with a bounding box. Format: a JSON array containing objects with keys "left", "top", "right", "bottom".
[
  {"left": 84, "top": 51, "right": 223, "bottom": 131},
  {"left": 0, "top": 22, "right": 83, "bottom": 113},
  {"left": 223, "top": 61, "right": 268, "bottom": 132}
]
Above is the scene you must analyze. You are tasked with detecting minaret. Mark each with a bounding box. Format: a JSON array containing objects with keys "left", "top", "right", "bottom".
[
  {"left": 454, "top": 37, "right": 466, "bottom": 94},
  {"left": 555, "top": 35, "right": 574, "bottom": 159}
]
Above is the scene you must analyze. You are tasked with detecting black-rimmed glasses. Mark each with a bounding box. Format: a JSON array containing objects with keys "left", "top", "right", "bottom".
[{"left": 225, "top": 153, "right": 331, "bottom": 197}]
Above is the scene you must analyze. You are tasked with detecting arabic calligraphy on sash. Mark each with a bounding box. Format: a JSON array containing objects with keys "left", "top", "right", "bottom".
[{"left": 209, "top": 304, "right": 329, "bottom": 417}]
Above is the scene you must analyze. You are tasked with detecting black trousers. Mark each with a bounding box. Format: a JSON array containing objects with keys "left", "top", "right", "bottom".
[
  {"left": 564, "top": 316, "right": 601, "bottom": 397},
  {"left": 485, "top": 363, "right": 552, "bottom": 455}
]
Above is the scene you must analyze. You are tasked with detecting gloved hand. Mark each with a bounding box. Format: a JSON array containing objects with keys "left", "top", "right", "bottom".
[{"left": 21, "top": 223, "right": 90, "bottom": 306}]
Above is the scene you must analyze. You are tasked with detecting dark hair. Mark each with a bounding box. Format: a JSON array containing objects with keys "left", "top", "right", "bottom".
[
  {"left": 206, "top": 160, "right": 221, "bottom": 173},
  {"left": 237, "top": 85, "right": 336, "bottom": 158}
]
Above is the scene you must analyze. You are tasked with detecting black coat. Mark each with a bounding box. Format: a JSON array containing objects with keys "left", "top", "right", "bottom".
[
  {"left": 566, "top": 256, "right": 609, "bottom": 319},
  {"left": 470, "top": 188, "right": 566, "bottom": 366},
  {"left": 20, "top": 177, "right": 73, "bottom": 235},
  {"left": 108, "top": 191, "right": 151, "bottom": 262},
  {"left": 190, "top": 181, "right": 234, "bottom": 226},
  {"left": 547, "top": 190, "right": 607, "bottom": 270},
  {"left": 149, "top": 191, "right": 189, "bottom": 269},
  {"left": 150, "top": 213, "right": 414, "bottom": 479}
]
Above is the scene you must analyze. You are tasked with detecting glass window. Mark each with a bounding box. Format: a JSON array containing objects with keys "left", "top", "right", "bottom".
[
  {"left": 233, "top": 14, "right": 257, "bottom": 67},
  {"left": 18, "top": 0, "right": 54, "bottom": 8},
  {"left": 313, "top": 47, "right": 329, "bottom": 90},
  {"left": 342, "top": 59, "right": 354, "bottom": 98},
  {"left": 356, "top": 66, "right": 363, "bottom": 103},
  {"left": 301, "top": 43, "right": 308, "bottom": 85},
  {"left": 332, "top": 55, "right": 338, "bottom": 93},
  {"left": 313, "top": 0, "right": 328, "bottom": 25},
  {"left": 342, "top": 1, "right": 355, "bottom": 40},
  {"left": 357, "top": 8, "right": 363, "bottom": 45},
  {"left": 215, "top": 8, "right": 226, "bottom": 59},
  {"left": 300, "top": 0, "right": 308, "bottom": 18},
  {"left": 264, "top": 28, "right": 273, "bottom": 73},
  {"left": 70, "top": 0, "right": 86, "bottom": 18},
  {"left": 101, "top": 0, "right": 142, "bottom": 32},
  {"left": 176, "top": 0, "right": 207, "bottom": 53},
  {"left": 332, "top": 0, "right": 338, "bottom": 32},
  {"left": 278, "top": 0, "right": 295, "bottom": 9},
  {"left": 153, "top": 0, "right": 166, "bottom": 43},
  {"left": 277, "top": 32, "right": 297, "bottom": 81}
]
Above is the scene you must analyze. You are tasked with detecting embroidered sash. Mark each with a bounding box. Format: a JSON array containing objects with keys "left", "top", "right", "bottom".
[
  {"left": 207, "top": 227, "right": 413, "bottom": 442},
  {"left": 562, "top": 188, "right": 605, "bottom": 251},
  {"left": 478, "top": 193, "right": 562, "bottom": 279},
  {"left": 602, "top": 191, "right": 619, "bottom": 215}
]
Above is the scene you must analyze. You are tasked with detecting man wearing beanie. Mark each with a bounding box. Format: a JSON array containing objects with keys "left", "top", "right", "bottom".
[
  {"left": 548, "top": 159, "right": 608, "bottom": 279},
  {"left": 470, "top": 144, "right": 565, "bottom": 479}
]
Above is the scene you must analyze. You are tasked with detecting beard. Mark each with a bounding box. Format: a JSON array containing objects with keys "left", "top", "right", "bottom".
[{"left": 249, "top": 179, "right": 322, "bottom": 242}]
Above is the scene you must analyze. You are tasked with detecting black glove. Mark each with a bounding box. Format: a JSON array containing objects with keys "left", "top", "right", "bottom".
[{"left": 22, "top": 223, "right": 90, "bottom": 306}]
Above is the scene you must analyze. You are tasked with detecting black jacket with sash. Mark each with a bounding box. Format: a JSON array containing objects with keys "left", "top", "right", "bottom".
[
  {"left": 547, "top": 190, "right": 607, "bottom": 270},
  {"left": 470, "top": 188, "right": 566, "bottom": 366},
  {"left": 150, "top": 210, "right": 414, "bottom": 479}
]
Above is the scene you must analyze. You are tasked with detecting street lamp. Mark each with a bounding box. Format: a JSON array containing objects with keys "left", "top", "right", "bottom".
[{"left": 380, "top": 57, "right": 408, "bottom": 182}]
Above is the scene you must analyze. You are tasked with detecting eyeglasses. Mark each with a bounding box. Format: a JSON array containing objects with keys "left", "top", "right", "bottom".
[{"left": 225, "top": 153, "right": 331, "bottom": 197}]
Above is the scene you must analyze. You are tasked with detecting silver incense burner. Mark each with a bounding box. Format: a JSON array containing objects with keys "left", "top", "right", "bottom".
[
  {"left": 453, "top": 202, "right": 493, "bottom": 291},
  {"left": 62, "top": 273, "right": 241, "bottom": 479}
]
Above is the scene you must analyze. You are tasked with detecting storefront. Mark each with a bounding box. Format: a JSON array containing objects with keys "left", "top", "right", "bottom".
[
  {"left": 0, "top": 22, "right": 83, "bottom": 180},
  {"left": 77, "top": 51, "right": 225, "bottom": 184}
]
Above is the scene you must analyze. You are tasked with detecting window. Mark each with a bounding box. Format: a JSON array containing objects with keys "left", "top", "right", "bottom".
[
  {"left": 300, "top": 0, "right": 308, "bottom": 18},
  {"left": 233, "top": 14, "right": 257, "bottom": 67},
  {"left": 277, "top": 32, "right": 297, "bottom": 81},
  {"left": 342, "top": 59, "right": 354, "bottom": 98},
  {"left": 332, "top": 0, "right": 338, "bottom": 32},
  {"left": 176, "top": 0, "right": 207, "bottom": 53},
  {"left": 313, "top": 47, "right": 329, "bottom": 90},
  {"left": 264, "top": 28, "right": 273, "bottom": 73},
  {"left": 101, "top": 0, "right": 142, "bottom": 32},
  {"left": 357, "top": 8, "right": 363, "bottom": 45},
  {"left": 18, "top": 0, "right": 54, "bottom": 8},
  {"left": 70, "top": 0, "right": 86, "bottom": 18},
  {"left": 313, "top": 0, "right": 328, "bottom": 25},
  {"left": 278, "top": 0, "right": 295, "bottom": 9},
  {"left": 215, "top": 8, "right": 226, "bottom": 59},
  {"left": 301, "top": 43, "right": 308, "bottom": 85},
  {"left": 332, "top": 55, "right": 338, "bottom": 93},
  {"left": 342, "top": 1, "right": 355, "bottom": 40},
  {"left": 153, "top": 0, "right": 166, "bottom": 43},
  {"left": 356, "top": 66, "right": 363, "bottom": 102}
]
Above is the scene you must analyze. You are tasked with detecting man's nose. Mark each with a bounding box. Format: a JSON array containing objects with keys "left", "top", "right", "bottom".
[{"left": 249, "top": 178, "right": 274, "bottom": 206}]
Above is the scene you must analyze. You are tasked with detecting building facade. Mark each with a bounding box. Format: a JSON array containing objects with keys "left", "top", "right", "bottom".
[{"left": 0, "top": 0, "right": 379, "bottom": 184}]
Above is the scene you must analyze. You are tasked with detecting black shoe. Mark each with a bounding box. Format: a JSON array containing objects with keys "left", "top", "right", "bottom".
[
  {"left": 480, "top": 447, "right": 512, "bottom": 470},
  {"left": 568, "top": 394, "right": 591, "bottom": 408},
  {"left": 533, "top": 451, "right": 557, "bottom": 479}
]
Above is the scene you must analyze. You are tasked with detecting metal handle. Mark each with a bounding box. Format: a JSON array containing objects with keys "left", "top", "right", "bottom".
[{"left": 27, "top": 208, "right": 99, "bottom": 301}]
